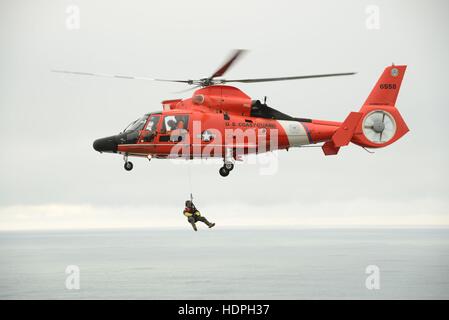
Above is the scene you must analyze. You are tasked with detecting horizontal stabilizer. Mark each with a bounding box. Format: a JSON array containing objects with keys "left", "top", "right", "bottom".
[
  {"left": 332, "top": 112, "right": 363, "bottom": 147},
  {"left": 322, "top": 112, "right": 363, "bottom": 156}
]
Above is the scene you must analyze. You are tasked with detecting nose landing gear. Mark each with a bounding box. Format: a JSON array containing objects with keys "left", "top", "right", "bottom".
[
  {"left": 123, "top": 154, "right": 133, "bottom": 171},
  {"left": 124, "top": 161, "right": 133, "bottom": 171}
]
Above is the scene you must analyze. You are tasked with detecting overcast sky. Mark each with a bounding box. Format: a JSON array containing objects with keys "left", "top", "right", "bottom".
[{"left": 0, "top": 0, "right": 448, "bottom": 230}]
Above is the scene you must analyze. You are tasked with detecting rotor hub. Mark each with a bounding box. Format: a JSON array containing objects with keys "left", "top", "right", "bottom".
[{"left": 372, "top": 120, "right": 385, "bottom": 133}]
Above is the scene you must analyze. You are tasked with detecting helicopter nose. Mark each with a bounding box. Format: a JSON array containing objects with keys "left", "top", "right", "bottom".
[{"left": 93, "top": 136, "right": 118, "bottom": 153}]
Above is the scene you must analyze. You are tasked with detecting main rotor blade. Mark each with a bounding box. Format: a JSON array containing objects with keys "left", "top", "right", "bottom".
[
  {"left": 51, "top": 69, "right": 192, "bottom": 83},
  {"left": 223, "top": 72, "right": 356, "bottom": 83},
  {"left": 210, "top": 49, "right": 246, "bottom": 79},
  {"left": 172, "top": 84, "right": 202, "bottom": 94}
]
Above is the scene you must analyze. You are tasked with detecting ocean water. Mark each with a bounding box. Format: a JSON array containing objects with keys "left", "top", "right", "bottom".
[{"left": 0, "top": 228, "right": 448, "bottom": 299}]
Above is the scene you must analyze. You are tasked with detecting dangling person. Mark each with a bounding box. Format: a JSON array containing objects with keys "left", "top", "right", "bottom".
[{"left": 183, "top": 200, "right": 215, "bottom": 231}]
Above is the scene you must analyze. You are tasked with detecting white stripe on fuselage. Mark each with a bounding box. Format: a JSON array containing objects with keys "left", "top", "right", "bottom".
[{"left": 277, "top": 120, "right": 309, "bottom": 147}]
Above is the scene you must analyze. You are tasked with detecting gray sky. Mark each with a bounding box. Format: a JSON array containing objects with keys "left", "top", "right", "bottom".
[{"left": 0, "top": 0, "right": 448, "bottom": 229}]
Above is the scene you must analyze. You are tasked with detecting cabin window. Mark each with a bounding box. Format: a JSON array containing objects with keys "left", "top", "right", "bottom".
[
  {"left": 161, "top": 115, "right": 189, "bottom": 133},
  {"left": 159, "top": 114, "right": 190, "bottom": 142}
]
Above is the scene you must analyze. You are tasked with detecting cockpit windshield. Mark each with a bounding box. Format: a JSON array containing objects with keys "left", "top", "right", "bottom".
[{"left": 123, "top": 115, "right": 149, "bottom": 133}]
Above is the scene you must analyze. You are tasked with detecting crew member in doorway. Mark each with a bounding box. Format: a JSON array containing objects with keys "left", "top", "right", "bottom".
[{"left": 183, "top": 200, "right": 215, "bottom": 231}]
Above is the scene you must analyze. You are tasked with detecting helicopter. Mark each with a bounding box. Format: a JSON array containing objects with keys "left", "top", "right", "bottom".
[{"left": 53, "top": 50, "right": 409, "bottom": 177}]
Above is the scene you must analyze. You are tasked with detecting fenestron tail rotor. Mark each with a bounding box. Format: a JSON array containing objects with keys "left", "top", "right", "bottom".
[
  {"left": 52, "top": 50, "right": 356, "bottom": 88},
  {"left": 362, "top": 110, "right": 397, "bottom": 144}
]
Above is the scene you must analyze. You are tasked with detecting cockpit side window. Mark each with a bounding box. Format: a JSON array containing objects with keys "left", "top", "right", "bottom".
[
  {"left": 145, "top": 115, "right": 160, "bottom": 132},
  {"left": 124, "top": 115, "right": 149, "bottom": 132}
]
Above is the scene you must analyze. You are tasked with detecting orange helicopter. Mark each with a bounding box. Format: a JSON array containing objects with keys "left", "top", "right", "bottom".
[{"left": 53, "top": 50, "right": 409, "bottom": 177}]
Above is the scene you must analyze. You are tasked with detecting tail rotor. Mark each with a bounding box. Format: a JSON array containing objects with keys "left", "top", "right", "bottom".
[{"left": 362, "top": 110, "right": 396, "bottom": 144}]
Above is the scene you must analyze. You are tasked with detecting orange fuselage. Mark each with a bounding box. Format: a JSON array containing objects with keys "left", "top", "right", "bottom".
[{"left": 115, "top": 85, "right": 341, "bottom": 159}]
